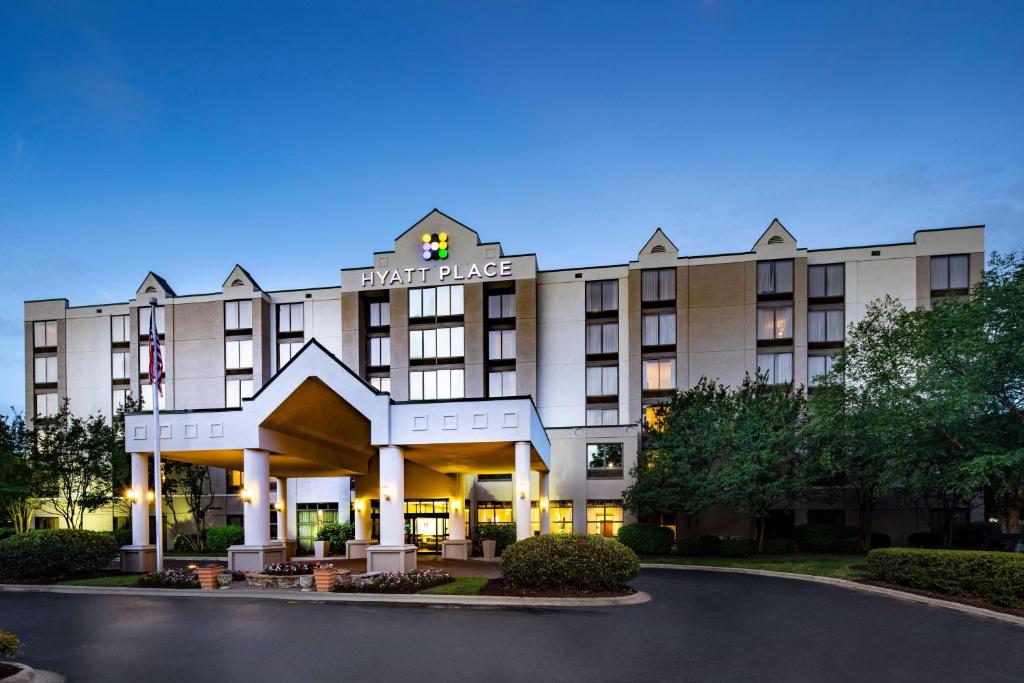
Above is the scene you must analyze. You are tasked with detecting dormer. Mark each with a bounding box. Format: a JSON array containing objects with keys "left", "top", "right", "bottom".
[
  {"left": 752, "top": 218, "right": 798, "bottom": 257},
  {"left": 632, "top": 227, "right": 680, "bottom": 269},
  {"left": 136, "top": 272, "right": 176, "bottom": 303},
  {"left": 222, "top": 264, "right": 262, "bottom": 297}
]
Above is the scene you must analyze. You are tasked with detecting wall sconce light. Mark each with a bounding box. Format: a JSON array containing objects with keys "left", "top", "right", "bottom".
[
  {"left": 273, "top": 501, "right": 283, "bottom": 512},
  {"left": 382, "top": 484, "right": 393, "bottom": 503},
  {"left": 146, "top": 490, "right": 155, "bottom": 503},
  {"left": 518, "top": 483, "right": 528, "bottom": 500},
  {"left": 125, "top": 488, "right": 139, "bottom": 503},
  {"left": 241, "top": 487, "right": 255, "bottom": 504},
  {"left": 355, "top": 499, "right": 365, "bottom": 513},
  {"left": 452, "top": 500, "right": 461, "bottom": 513},
  {"left": 539, "top": 498, "right": 549, "bottom": 510}
]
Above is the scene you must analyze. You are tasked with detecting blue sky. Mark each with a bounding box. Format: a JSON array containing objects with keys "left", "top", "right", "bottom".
[{"left": 1, "top": 1, "right": 1022, "bottom": 412}]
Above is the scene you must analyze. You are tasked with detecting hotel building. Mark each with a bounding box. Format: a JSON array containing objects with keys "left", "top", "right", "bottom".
[{"left": 23, "top": 210, "right": 985, "bottom": 570}]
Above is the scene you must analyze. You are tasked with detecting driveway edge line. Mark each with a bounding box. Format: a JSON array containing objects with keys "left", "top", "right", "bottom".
[{"left": 640, "top": 563, "right": 1024, "bottom": 628}]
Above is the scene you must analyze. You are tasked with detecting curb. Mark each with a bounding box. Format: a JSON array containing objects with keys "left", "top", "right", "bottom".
[
  {"left": 640, "top": 563, "right": 1024, "bottom": 628},
  {"left": 0, "top": 583, "right": 650, "bottom": 609}
]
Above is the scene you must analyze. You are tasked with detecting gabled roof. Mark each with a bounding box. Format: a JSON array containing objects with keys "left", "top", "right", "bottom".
[
  {"left": 137, "top": 272, "right": 176, "bottom": 297},
  {"left": 752, "top": 218, "right": 797, "bottom": 249},
  {"left": 638, "top": 227, "right": 678, "bottom": 256},
  {"left": 222, "top": 264, "right": 262, "bottom": 291},
  {"left": 393, "top": 208, "right": 482, "bottom": 245}
]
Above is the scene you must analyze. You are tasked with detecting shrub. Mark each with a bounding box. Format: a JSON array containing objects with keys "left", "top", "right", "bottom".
[
  {"left": 206, "top": 525, "right": 244, "bottom": 553},
  {"left": 0, "top": 529, "right": 118, "bottom": 581},
  {"left": 0, "top": 528, "right": 16, "bottom": 542},
  {"left": 315, "top": 522, "right": 354, "bottom": 552},
  {"left": 762, "top": 538, "right": 797, "bottom": 554},
  {"left": 137, "top": 568, "right": 199, "bottom": 589},
  {"left": 476, "top": 523, "right": 518, "bottom": 556},
  {"left": 171, "top": 534, "right": 200, "bottom": 552},
  {"left": 697, "top": 534, "right": 722, "bottom": 555},
  {"left": 617, "top": 524, "right": 674, "bottom": 556},
  {"left": 109, "top": 527, "right": 132, "bottom": 548},
  {"left": 0, "top": 630, "right": 18, "bottom": 659},
  {"left": 834, "top": 537, "right": 865, "bottom": 554},
  {"left": 719, "top": 538, "right": 756, "bottom": 557},
  {"left": 500, "top": 534, "right": 639, "bottom": 591},
  {"left": 793, "top": 524, "right": 841, "bottom": 552},
  {"left": 870, "top": 533, "right": 892, "bottom": 549},
  {"left": 907, "top": 531, "right": 942, "bottom": 548},
  {"left": 675, "top": 538, "right": 701, "bottom": 556},
  {"left": 337, "top": 569, "right": 451, "bottom": 593},
  {"left": 867, "top": 548, "right": 1024, "bottom": 607}
]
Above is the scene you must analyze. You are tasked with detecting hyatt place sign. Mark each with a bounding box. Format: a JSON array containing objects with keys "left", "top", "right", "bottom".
[{"left": 360, "top": 261, "right": 514, "bottom": 288}]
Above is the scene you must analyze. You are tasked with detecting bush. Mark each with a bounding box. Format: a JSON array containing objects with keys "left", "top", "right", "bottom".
[
  {"left": 0, "top": 529, "right": 118, "bottom": 581},
  {"left": 137, "top": 568, "right": 199, "bottom": 589},
  {"left": 675, "top": 538, "right": 701, "bottom": 556},
  {"left": 206, "top": 525, "right": 244, "bottom": 553},
  {"left": 0, "top": 528, "right": 15, "bottom": 542},
  {"left": 0, "top": 630, "right": 18, "bottom": 659},
  {"left": 617, "top": 524, "right": 674, "bottom": 556},
  {"left": 870, "top": 533, "right": 892, "bottom": 549},
  {"left": 867, "top": 548, "right": 1024, "bottom": 607},
  {"left": 697, "top": 534, "right": 722, "bottom": 555},
  {"left": 793, "top": 524, "right": 841, "bottom": 552},
  {"left": 315, "top": 522, "right": 354, "bottom": 552},
  {"left": 762, "top": 538, "right": 797, "bottom": 554},
  {"left": 172, "top": 534, "right": 200, "bottom": 552},
  {"left": 719, "top": 538, "right": 756, "bottom": 557},
  {"left": 476, "top": 523, "right": 517, "bottom": 556},
  {"left": 500, "top": 534, "right": 639, "bottom": 591},
  {"left": 108, "top": 527, "right": 132, "bottom": 548},
  {"left": 907, "top": 531, "right": 942, "bottom": 548},
  {"left": 834, "top": 537, "right": 865, "bottom": 554}
]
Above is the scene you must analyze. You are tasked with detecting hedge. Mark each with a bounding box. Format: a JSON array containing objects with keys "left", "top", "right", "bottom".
[
  {"left": 867, "top": 548, "right": 1024, "bottom": 607},
  {"left": 0, "top": 529, "right": 118, "bottom": 581},
  {"left": 206, "top": 525, "right": 245, "bottom": 553},
  {"left": 315, "top": 522, "right": 354, "bottom": 551},
  {"left": 500, "top": 534, "right": 639, "bottom": 591},
  {"left": 476, "top": 523, "right": 517, "bottom": 556},
  {"left": 617, "top": 524, "right": 674, "bottom": 556}
]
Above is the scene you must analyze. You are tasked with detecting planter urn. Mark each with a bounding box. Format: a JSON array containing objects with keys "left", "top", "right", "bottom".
[
  {"left": 482, "top": 539, "right": 497, "bottom": 559},
  {"left": 313, "top": 566, "right": 337, "bottom": 592},
  {"left": 196, "top": 565, "right": 224, "bottom": 591},
  {"left": 216, "top": 572, "right": 232, "bottom": 590},
  {"left": 298, "top": 574, "right": 314, "bottom": 592},
  {"left": 313, "top": 540, "right": 330, "bottom": 559}
]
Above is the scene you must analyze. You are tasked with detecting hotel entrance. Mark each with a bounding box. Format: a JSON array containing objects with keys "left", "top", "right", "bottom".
[{"left": 371, "top": 498, "right": 450, "bottom": 554}]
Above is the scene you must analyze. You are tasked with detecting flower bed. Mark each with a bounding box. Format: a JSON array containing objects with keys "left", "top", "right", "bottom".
[
  {"left": 260, "top": 561, "right": 333, "bottom": 576},
  {"left": 246, "top": 562, "right": 335, "bottom": 589},
  {"left": 137, "top": 568, "right": 200, "bottom": 589},
  {"left": 334, "top": 569, "right": 452, "bottom": 594}
]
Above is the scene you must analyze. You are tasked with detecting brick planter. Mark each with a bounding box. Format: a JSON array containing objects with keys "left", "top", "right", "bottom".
[{"left": 195, "top": 565, "right": 224, "bottom": 591}]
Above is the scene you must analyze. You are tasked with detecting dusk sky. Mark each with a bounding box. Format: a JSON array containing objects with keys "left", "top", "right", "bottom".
[{"left": 1, "top": 1, "right": 1022, "bottom": 412}]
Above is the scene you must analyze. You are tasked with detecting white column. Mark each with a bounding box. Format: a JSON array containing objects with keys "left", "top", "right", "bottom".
[
  {"left": 130, "top": 453, "right": 149, "bottom": 546},
  {"left": 378, "top": 446, "right": 405, "bottom": 546},
  {"left": 338, "top": 476, "right": 352, "bottom": 525},
  {"left": 449, "top": 474, "right": 466, "bottom": 541},
  {"left": 243, "top": 449, "right": 271, "bottom": 546},
  {"left": 354, "top": 496, "right": 370, "bottom": 541},
  {"left": 275, "top": 477, "right": 288, "bottom": 543},
  {"left": 539, "top": 470, "right": 551, "bottom": 535},
  {"left": 514, "top": 441, "right": 532, "bottom": 540}
]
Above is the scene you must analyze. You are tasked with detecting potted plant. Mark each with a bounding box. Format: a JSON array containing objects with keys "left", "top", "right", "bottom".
[
  {"left": 216, "top": 572, "right": 233, "bottom": 590},
  {"left": 313, "top": 538, "right": 330, "bottom": 559},
  {"left": 298, "top": 574, "right": 314, "bottom": 592},
  {"left": 312, "top": 563, "right": 337, "bottom": 592},
  {"left": 195, "top": 564, "right": 224, "bottom": 590},
  {"left": 482, "top": 539, "right": 497, "bottom": 559}
]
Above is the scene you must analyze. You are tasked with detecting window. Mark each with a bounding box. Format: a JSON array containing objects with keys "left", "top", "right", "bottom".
[
  {"left": 142, "top": 383, "right": 166, "bottom": 411},
  {"left": 643, "top": 403, "right": 668, "bottom": 430},
  {"left": 550, "top": 501, "right": 573, "bottom": 534},
  {"left": 224, "top": 300, "right": 252, "bottom": 331},
  {"left": 757, "top": 306, "right": 794, "bottom": 341},
  {"left": 226, "top": 340, "right": 254, "bottom": 370},
  {"left": 487, "top": 293, "right": 516, "bottom": 319},
  {"left": 35, "top": 392, "right": 58, "bottom": 418},
  {"left": 587, "top": 500, "right": 623, "bottom": 537},
  {"left": 642, "top": 358, "right": 675, "bottom": 391},
  {"left": 585, "top": 280, "right": 618, "bottom": 314},
  {"left": 278, "top": 340, "right": 304, "bottom": 369},
  {"left": 641, "top": 268, "right": 676, "bottom": 303},
  {"left": 585, "top": 365, "right": 618, "bottom": 397},
  {"left": 111, "top": 351, "right": 130, "bottom": 380},
  {"left": 931, "top": 254, "right": 969, "bottom": 293},
  {"left": 477, "top": 501, "right": 512, "bottom": 525},
  {"left": 367, "top": 301, "right": 390, "bottom": 327},
  {"left": 488, "top": 329, "right": 516, "bottom": 360},
  {"left": 111, "top": 315, "right": 130, "bottom": 344},
  {"left": 369, "top": 376, "right": 391, "bottom": 393},
  {"left": 757, "top": 352, "right": 793, "bottom": 385},
  {"left": 33, "top": 320, "right": 57, "bottom": 349},
  {"left": 227, "top": 470, "right": 244, "bottom": 494},
  {"left": 808, "top": 264, "right": 845, "bottom": 298},
  {"left": 808, "top": 354, "right": 840, "bottom": 386},
  {"left": 409, "top": 285, "right": 464, "bottom": 319},
  {"left": 139, "top": 344, "right": 150, "bottom": 376},
  {"left": 409, "top": 327, "right": 464, "bottom": 360},
  {"left": 34, "top": 356, "right": 57, "bottom": 385},
  {"left": 587, "top": 443, "right": 624, "bottom": 478},
  {"left": 808, "top": 310, "right": 845, "bottom": 343},
  {"left": 586, "top": 407, "right": 618, "bottom": 426},
  {"left": 586, "top": 322, "right": 618, "bottom": 355},
  {"left": 138, "top": 306, "right": 165, "bottom": 337},
  {"left": 278, "top": 303, "right": 304, "bottom": 334},
  {"left": 409, "top": 369, "right": 465, "bottom": 400},
  {"left": 757, "top": 260, "right": 794, "bottom": 295},
  {"left": 112, "top": 389, "right": 128, "bottom": 412},
  {"left": 641, "top": 313, "right": 676, "bottom": 346},
  {"left": 368, "top": 336, "right": 390, "bottom": 367},
  {"left": 226, "top": 378, "right": 254, "bottom": 408},
  {"left": 488, "top": 370, "right": 516, "bottom": 397}
]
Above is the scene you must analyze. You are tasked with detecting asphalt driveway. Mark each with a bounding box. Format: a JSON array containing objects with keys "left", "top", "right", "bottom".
[{"left": 2, "top": 569, "right": 1021, "bottom": 682}]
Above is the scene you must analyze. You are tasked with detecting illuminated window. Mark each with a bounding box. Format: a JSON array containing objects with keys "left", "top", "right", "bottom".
[
  {"left": 643, "top": 404, "right": 668, "bottom": 430},
  {"left": 587, "top": 500, "right": 623, "bottom": 537},
  {"left": 642, "top": 359, "right": 675, "bottom": 391},
  {"left": 550, "top": 500, "right": 573, "bottom": 534},
  {"left": 587, "top": 443, "right": 624, "bottom": 478},
  {"left": 33, "top": 320, "right": 58, "bottom": 349},
  {"left": 227, "top": 469, "right": 244, "bottom": 493},
  {"left": 477, "top": 501, "right": 513, "bottom": 525},
  {"left": 757, "top": 306, "right": 793, "bottom": 341}
]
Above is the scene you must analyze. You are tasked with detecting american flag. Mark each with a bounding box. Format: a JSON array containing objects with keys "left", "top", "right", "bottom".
[{"left": 148, "top": 308, "right": 164, "bottom": 397}]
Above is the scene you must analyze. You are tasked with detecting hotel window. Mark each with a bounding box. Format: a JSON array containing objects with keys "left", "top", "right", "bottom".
[
  {"left": 35, "top": 392, "right": 58, "bottom": 418},
  {"left": 586, "top": 407, "right": 618, "bottom": 426},
  {"left": 34, "top": 356, "right": 57, "bottom": 385},
  {"left": 111, "top": 315, "right": 130, "bottom": 345},
  {"left": 642, "top": 358, "right": 675, "bottom": 391},
  {"left": 111, "top": 351, "right": 130, "bottom": 381},
  {"left": 757, "top": 260, "right": 794, "bottom": 296},
  {"left": 224, "top": 300, "right": 252, "bottom": 331},
  {"left": 487, "top": 293, "right": 516, "bottom": 319},
  {"left": 142, "top": 383, "right": 166, "bottom": 411},
  {"left": 585, "top": 280, "right": 618, "bottom": 315},
  {"left": 278, "top": 340, "right": 304, "bottom": 369},
  {"left": 226, "top": 340, "right": 254, "bottom": 370},
  {"left": 227, "top": 469, "right": 244, "bottom": 493},
  {"left": 808, "top": 354, "right": 840, "bottom": 386},
  {"left": 641, "top": 268, "right": 676, "bottom": 303},
  {"left": 585, "top": 365, "right": 618, "bottom": 397},
  {"left": 33, "top": 320, "right": 58, "bottom": 349},
  {"left": 808, "top": 264, "right": 845, "bottom": 299},
  {"left": 368, "top": 336, "right": 390, "bottom": 367},
  {"left": 488, "top": 370, "right": 517, "bottom": 397},
  {"left": 226, "top": 378, "right": 254, "bottom": 408},
  {"left": 757, "top": 306, "right": 794, "bottom": 341},
  {"left": 587, "top": 443, "right": 624, "bottom": 479},
  {"left": 930, "top": 254, "right": 970, "bottom": 295},
  {"left": 409, "top": 285, "right": 464, "bottom": 319},
  {"left": 477, "top": 501, "right": 513, "bottom": 525},
  {"left": 488, "top": 329, "right": 516, "bottom": 360},
  {"left": 808, "top": 309, "right": 845, "bottom": 343},
  {"left": 278, "top": 303, "right": 304, "bottom": 335},
  {"left": 585, "top": 322, "right": 618, "bottom": 355},
  {"left": 550, "top": 501, "right": 573, "bottom": 534},
  {"left": 139, "top": 344, "right": 150, "bottom": 377},
  {"left": 757, "top": 352, "right": 793, "bottom": 385},
  {"left": 112, "top": 389, "right": 128, "bottom": 413},
  {"left": 641, "top": 313, "right": 676, "bottom": 347},
  {"left": 367, "top": 301, "right": 390, "bottom": 328},
  {"left": 138, "top": 306, "right": 165, "bottom": 337},
  {"left": 587, "top": 500, "right": 624, "bottom": 537},
  {"left": 409, "top": 369, "right": 465, "bottom": 400},
  {"left": 409, "top": 327, "right": 465, "bottom": 360},
  {"left": 643, "top": 403, "right": 668, "bottom": 430},
  {"left": 369, "top": 376, "right": 391, "bottom": 393}
]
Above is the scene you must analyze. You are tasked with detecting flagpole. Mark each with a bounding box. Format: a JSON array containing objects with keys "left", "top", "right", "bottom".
[{"left": 150, "top": 297, "right": 164, "bottom": 572}]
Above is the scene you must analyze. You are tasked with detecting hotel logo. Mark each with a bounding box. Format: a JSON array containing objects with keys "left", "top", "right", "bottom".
[{"left": 421, "top": 231, "right": 449, "bottom": 261}]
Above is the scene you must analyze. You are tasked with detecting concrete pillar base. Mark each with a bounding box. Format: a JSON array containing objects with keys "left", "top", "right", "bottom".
[
  {"left": 345, "top": 539, "right": 371, "bottom": 559},
  {"left": 284, "top": 540, "right": 298, "bottom": 560},
  {"left": 366, "top": 544, "right": 418, "bottom": 573},
  {"left": 441, "top": 539, "right": 472, "bottom": 561},
  {"left": 120, "top": 545, "right": 156, "bottom": 573},
  {"left": 228, "top": 543, "right": 287, "bottom": 572}
]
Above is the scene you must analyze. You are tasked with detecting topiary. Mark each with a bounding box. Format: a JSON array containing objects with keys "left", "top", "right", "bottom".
[
  {"left": 0, "top": 529, "right": 118, "bottom": 581},
  {"left": 675, "top": 538, "right": 701, "bottom": 556},
  {"left": 907, "top": 531, "right": 942, "bottom": 548},
  {"left": 0, "top": 630, "right": 18, "bottom": 659},
  {"left": 617, "top": 523, "right": 674, "bottom": 556},
  {"left": 762, "top": 538, "right": 797, "bottom": 554},
  {"left": 206, "top": 525, "right": 245, "bottom": 553},
  {"left": 793, "top": 524, "right": 841, "bottom": 552},
  {"left": 316, "top": 522, "right": 354, "bottom": 552},
  {"left": 500, "top": 534, "right": 640, "bottom": 591},
  {"left": 718, "top": 538, "right": 756, "bottom": 557}
]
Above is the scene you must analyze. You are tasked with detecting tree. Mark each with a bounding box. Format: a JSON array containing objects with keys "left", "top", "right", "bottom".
[
  {"left": 162, "top": 460, "right": 216, "bottom": 551},
  {"left": 0, "top": 411, "right": 40, "bottom": 534}
]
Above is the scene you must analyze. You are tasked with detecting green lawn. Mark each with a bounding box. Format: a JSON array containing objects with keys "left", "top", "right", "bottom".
[
  {"left": 59, "top": 574, "right": 143, "bottom": 587},
  {"left": 418, "top": 577, "right": 489, "bottom": 595},
  {"left": 645, "top": 554, "right": 870, "bottom": 580}
]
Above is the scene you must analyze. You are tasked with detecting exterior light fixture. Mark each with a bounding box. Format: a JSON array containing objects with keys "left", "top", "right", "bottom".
[
  {"left": 355, "top": 499, "right": 365, "bottom": 513},
  {"left": 241, "top": 487, "right": 255, "bottom": 504},
  {"left": 146, "top": 490, "right": 155, "bottom": 503},
  {"left": 273, "top": 501, "right": 283, "bottom": 512},
  {"left": 539, "top": 498, "right": 549, "bottom": 510},
  {"left": 452, "top": 500, "right": 460, "bottom": 513},
  {"left": 518, "top": 483, "right": 528, "bottom": 500},
  {"left": 382, "top": 484, "right": 393, "bottom": 502},
  {"left": 125, "top": 488, "right": 139, "bottom": 503}
]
